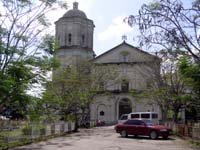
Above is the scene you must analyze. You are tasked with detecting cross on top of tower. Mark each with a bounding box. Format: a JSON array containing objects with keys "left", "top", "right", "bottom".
[
  {"left": 122, "top": 35, "right": 127, "bottom": 42},
  {"left": 73, "top": 1, "right": 78, "bottom": 10}
]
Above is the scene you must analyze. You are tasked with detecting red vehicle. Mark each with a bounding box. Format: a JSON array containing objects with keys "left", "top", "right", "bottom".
[{"left": 115, "top": 120, "right": 171, "bottom": 139}]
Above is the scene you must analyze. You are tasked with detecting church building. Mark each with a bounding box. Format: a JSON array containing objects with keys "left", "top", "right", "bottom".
[{"left": 55, "top": 2, "right": 161, "bottom": 124}]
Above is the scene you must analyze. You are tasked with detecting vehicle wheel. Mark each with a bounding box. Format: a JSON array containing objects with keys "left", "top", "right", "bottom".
[
  {"left": 150, "top": 131, "right": 158, "bottom": 139},
  {"left": 120, "top": 130, "right": 127, "bottom": 138}
]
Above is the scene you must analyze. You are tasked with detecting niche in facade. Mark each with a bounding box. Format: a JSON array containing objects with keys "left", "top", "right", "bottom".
[{"left": 100, "top": 111, "right": 105, "bottom": 116}]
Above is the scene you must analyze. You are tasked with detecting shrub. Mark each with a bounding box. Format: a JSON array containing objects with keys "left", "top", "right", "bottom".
[{"left": 22, "top": 124, "right": 32, "bottom": 136}]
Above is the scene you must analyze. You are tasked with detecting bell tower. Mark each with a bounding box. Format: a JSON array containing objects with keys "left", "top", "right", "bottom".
[{"left": 55, "top": 2, "right": 95, "bottom": 67}]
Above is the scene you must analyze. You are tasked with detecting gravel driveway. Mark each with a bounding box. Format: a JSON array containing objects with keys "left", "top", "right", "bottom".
[{"left": 13, "top": 126, "right": 195, "bottom": 150}]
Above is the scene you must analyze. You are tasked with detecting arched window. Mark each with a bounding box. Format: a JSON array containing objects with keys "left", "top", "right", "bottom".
[
  {"left": 121, "top": 79, "right": 129, "bottom": 92},
  {"left": 100, "top": 111, "right": 105, "bottom": 116},
  {"left": 68, "top": 34, "right": 72, "bottom": 44}
]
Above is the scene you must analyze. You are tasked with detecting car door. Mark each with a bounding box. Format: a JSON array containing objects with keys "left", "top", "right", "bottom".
[
  {"left": 123, "top": 120, "right": 137, "bottom": 135},
  {"left": 136, "top": 120, "right": 148, "bottom": 136}
]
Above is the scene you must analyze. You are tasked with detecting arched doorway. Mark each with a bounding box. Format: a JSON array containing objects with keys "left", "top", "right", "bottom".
[{"left": 118, "top": 98, "right": 132, "bottom": 119}]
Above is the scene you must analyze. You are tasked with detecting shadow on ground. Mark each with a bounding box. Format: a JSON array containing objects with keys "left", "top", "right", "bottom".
[{"left": 117, "top": 135, "right": 176, "bottom": 141}]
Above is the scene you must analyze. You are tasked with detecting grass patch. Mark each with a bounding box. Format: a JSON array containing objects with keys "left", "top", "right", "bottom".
[{"left": 189, "top": 140, "right": 200, "bottom": 149}]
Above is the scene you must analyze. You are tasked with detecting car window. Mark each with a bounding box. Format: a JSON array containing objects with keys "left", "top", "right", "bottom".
[
  {"left": 120, "top": 115, "right": 128, "bottom": 120},
  {"left": 143, "top": 120, "right": 153, "bottom": 126},
  {"left": 134, "top": 120, "right": 145, "bottom": 125},
  {"left": 152, "top": 113, "right": 158, "bottom": 119},
  {"left": 141, "top": 113, "right": 150, "bottom": 118},
  {"left": 124, "top": 120, "right": 145, "bottom": 125},
  {"left": 124, "top": 120, "right": 134, "bottom": 125},
  {"left": 130, "top": 114, "right": 139, "bottom": 119}
]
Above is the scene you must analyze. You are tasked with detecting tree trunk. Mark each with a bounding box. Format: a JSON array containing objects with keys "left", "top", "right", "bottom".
[
  {"left": 160, "top": 106, "right": 168, "bottom": 124},
  {"left": 173, "top": 110, "right": 179, "bottom": 123},
  {"left": 162, "top": 109, "right": 168, "bottom": 123},
  {"left": 74, "top": 110, "right": 79, "bottom": 132}
]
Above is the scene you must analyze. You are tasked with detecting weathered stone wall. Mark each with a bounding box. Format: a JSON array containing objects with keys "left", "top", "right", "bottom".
[
  {"left": 91, "top": 43, "right": 161, "bottom": 124},
  {"left": 91, "top": 94, "right": 161, "bottom": 124}
]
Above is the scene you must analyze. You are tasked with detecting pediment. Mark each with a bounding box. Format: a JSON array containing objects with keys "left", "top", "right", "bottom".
[{"left": 93, "top": 42, "right": 160, "bottom": 64}]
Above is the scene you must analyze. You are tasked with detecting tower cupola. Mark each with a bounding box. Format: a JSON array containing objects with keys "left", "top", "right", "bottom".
[{"left": 55, "top": 2, "right": 95, "bottom": 66}]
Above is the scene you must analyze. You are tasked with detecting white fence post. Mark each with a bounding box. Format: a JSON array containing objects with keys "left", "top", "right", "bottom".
[
  {"left": 55, "top": 123, "right": 61, "bottom": 134},
  {"left": 31, "top": 124, "right": 40, "bottom": 139},
  {"left": 45, "top": 125, "right": 51, "bottom": 136},
  {"left": 192, "top": 123, "right": 200, "bottom": 140},
  {"left": 64, "top": 122, "right": 68, "bottom": 132},
  {"left": 71, "top": 122, "right": 75, "bottom": 131}
]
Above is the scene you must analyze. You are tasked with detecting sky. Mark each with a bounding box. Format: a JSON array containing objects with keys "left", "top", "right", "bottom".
[{"left": 46, "top": 0, "right": 154, "bottom": 56}]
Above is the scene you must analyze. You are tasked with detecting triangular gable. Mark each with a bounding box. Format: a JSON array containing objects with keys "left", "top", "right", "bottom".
[{"left": 93, "top": 42, "right": 160, "bottom": 64}]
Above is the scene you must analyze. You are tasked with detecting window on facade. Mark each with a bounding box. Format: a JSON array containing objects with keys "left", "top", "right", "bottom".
[
  {"left": 146, "top": 81, "right": 152, "bottom": 89},
  {"left": 122, "top": 55, "right": 128, "bottom": 62},
  {"left": 68, "top": 34, "right": 72, "bottom": 44},
  {"left": 120, "top": 51, "right": 130, "bottom": 62},
  {"left": 100, "top": 111, "right": 105, "bottom": 116},
  {"left": 121, "top": 80, "right": 129, "bottom": 92},
  {"left": 99, "top": 82, "right": 104, "bottom": 91},
  {"left": 82, "top": 35, "right": 85, "bottom": 45}
]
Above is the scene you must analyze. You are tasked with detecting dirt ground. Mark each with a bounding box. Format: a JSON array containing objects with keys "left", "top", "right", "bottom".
[{"left": 13, "top": 126, "right": 197, "bottom": 150}]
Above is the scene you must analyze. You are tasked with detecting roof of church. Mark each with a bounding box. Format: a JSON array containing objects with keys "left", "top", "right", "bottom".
[
  {"left": 62, "top": 2, "right": 87, "bottom": 19},
  {"left": 93, "top": 41, "right": 160, "bottom": 61}
]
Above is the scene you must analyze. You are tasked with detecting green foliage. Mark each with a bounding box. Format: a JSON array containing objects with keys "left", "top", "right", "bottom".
[
  {"left": 39, "top": 34, "right": 59, "bottom": 55},
  {"left": 22, "top": 124, "right": 32, "bottom": 136},
  {"left": 0, "top": 0, "right": 67, "bottom": 119},
  {"left": 41, "top": 61, "right": 118, "bottom": 127},
  {"left": 131, "top": 52, "right": 193, "bottom": 122},
  {"left": 179, "top": 57, "right": 200, "bottom": 92},
  {"left": 149, "top": 1, "right": 161, "bottom": 10},
  {"left": 178, "top": 57, "right": 200, "bottom": 120}
]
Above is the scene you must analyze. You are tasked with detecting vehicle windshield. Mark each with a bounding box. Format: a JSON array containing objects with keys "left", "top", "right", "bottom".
[
  {"left": 143, "top": 120, "right": 154, "bottom": 126},
  {"left": 119, "top": 115, "right": 128, "bottom": 120}
]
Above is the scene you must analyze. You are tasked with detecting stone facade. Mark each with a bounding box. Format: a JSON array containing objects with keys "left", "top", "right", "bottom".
[
  {"left": 90, "top": 42, "right": 161, "bottom": 124},
  {"left": 55, "top": 2, "right": 162, "bottom": 124}
]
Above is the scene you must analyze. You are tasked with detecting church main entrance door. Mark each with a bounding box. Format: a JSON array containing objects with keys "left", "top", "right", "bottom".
[{"left": 118, "top": 99, "right": 132, "bottom": 119}]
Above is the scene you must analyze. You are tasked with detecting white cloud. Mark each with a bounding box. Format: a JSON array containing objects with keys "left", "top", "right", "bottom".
[{"left": 98, "top": 16, "right": 133, "bottom": 41}]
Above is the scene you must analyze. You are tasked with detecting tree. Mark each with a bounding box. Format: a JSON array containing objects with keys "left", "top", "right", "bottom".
[
  {"left": 127, "top": 0, "right": 200, "bottom": 61},
  {"left": 42, "top": 61, "right": 118, "bottom": 130},
  {"left": 0, "top": 0, "right": 67, "bottom": 118},
  {"left": 131, "top": 51, "right": 191, "bottom": 123},
  {"left": 179, "top": 57, "right": 200, "bottom": 120}
]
